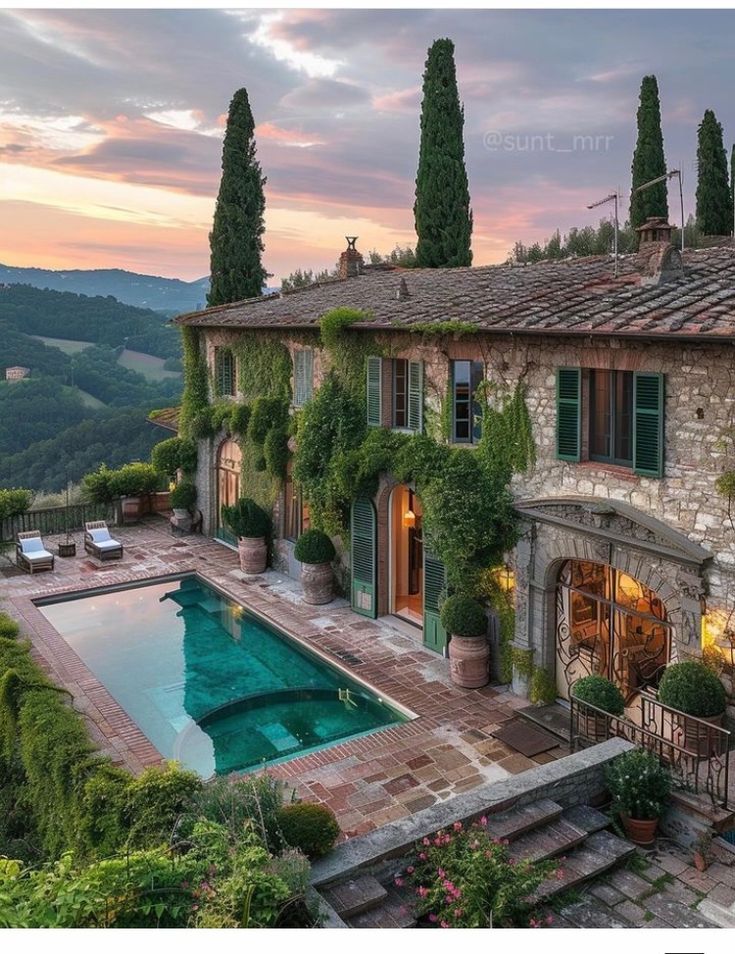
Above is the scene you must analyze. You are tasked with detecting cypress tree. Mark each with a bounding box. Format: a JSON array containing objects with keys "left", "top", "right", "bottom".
[
  {"left": 414, "top": 38, "right": 472, "bottom": 267},
  {"left": 208, "top": 88, "right": 267, "bottom": 306},
  {"left": 730, "top": 143, "right": 735, "bottom": 233},
  {"left": 629, "top": 75, "right": 668, "bottom": 232},
  {"left": 695, "top": 110, "right": 732, "bottom": 235}
]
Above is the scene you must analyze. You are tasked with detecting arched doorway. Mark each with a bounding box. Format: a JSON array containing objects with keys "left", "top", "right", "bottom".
[
  {"left": 389, "top": 484, "right": 424, "bottom": 626},
  {"left": 215, "top": 439, "right": 242, "bottom": 547},
  {"left": 556, "top": 560, "right": 671, "bottom": 703}
]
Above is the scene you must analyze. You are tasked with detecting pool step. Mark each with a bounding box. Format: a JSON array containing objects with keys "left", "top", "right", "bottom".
[
  {"left": 322, "top": 874, "right": 388, "bottom": 920},
  {"left": 485, "top": 797, "right": 563, "bottom": 842}
]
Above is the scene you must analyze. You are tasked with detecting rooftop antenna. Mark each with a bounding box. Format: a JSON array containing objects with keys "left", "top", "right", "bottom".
[
  {"left": 634, "top": 169, "right": 684, "bottom": 253},
  {"left": 587, "top": 192, "right": 619, "bottom": 276}
]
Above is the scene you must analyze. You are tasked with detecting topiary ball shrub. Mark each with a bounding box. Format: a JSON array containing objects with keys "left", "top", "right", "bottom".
[
  {"left": 572, "top": 675, "right": 625, "bottom": 715},
  {"left": 0, "top": 614, "right": 20, "bottom": 640},
  {"left": 222, "top": 497, "right": 271, "bottom": 539},
  {"left": 439, "top": 595, "right": 487, "bottom": 637},
  {"left": 170, "top": 480, "right": 197, "bottom": 512},
  {"left": 276, "top": 802, "right": 340, "bottom": 859},
  {"left": 657, "top": 661, "right": 727, "bottom": 718},
  {"left": 294, "top": 529, "right": 335, "bottom": 565}
]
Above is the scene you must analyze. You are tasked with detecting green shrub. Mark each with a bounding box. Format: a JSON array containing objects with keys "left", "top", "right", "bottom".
[
  {"left": 230, "top": 403, "right": 251, "bottom": 437},
  {"left": 125, "top": 763, "right": 202, "bottom": 848},
  {"left": 529, "top": 667, "right": 557, "bottom": 705},
  {"left": 0, "top": 488, "right": 33, "bottom": 523},
  {"left": 605, "top": 749, "right": 671, "bottom": 821},
  {"left": 248, "top": 397, "right": 288, "bottom": 445},
  {"left": 190, "top": 406, "right": 215, "bottom": 440},
  {"left": 107, "top": 462, "right": 161, "bottom": 498},
  {"left": 82, "top": 465, "right": 115, "bottom": 504},
  {"left": 186, "top": 773, "right": 289, "bottom": 852},
  {"left": 294, "top": 529, "right": 335, "bottom": 565},
  {"left": 170, "top": 480, "right": 197, "bottom": 511},
  {"left": 211, "top": 402, "right": 233, "bottom": 434},
  {"left": 658, "top": 661, "right": 727, "bottom": 717},
  {"left": 151, "top": 437, "right": 197, "bottom": 477},
  {"left": 276, "top": 802, "right": 340, "bottom": 859},
  {"left": 222, "top": 497, "right": 271, "bottom": 539},
  {"left": 0, "top": 614, "right": 20, "bottom": 640},
  {"left": 439, "top": 595, "right": 487, "bottom": 637},
  {"left": 263, "top": 424, "right": 290, "bottom": 479},
  {"left": 572, "top": 675, "right": 625, "bottom": 715}
]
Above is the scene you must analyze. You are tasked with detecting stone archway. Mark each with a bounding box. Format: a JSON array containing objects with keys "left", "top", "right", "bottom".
[{"left": 510, "top": 497, "right": 711, "bottom": 700}]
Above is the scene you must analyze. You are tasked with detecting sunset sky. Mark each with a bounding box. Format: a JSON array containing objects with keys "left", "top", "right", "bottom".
[{"left": 1, "top": 8, "right": 734, "bottom": 282}]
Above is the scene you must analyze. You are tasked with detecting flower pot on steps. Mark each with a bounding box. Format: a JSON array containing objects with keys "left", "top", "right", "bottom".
[{"left": 621, "top": 815, "right": 659, "bottom": 846}]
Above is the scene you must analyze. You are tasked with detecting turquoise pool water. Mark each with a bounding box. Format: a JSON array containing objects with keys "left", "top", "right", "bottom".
[{"left": 37, "top": 575, "right": 406, "bottom": 777}]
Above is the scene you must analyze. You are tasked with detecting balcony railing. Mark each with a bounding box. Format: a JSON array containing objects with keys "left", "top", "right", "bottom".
[
  {"left": 570, "top": 693, "right": 731, "bottom": 809},
  {"left": 0, "top": 503, "right": 117, "bottom": 544}
]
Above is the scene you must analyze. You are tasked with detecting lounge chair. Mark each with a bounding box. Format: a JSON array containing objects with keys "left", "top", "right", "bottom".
[
  {"left": 84, "top": 521, "right": 123, "bottom": 561},
  {"left": 16, "top": 530, "right": 55, "bottom": 574}
]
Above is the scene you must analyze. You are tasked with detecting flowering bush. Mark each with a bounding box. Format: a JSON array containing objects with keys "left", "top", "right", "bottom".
[
  {"left": 605, "top": 749, "right": 671, "bottom": 821},
  {"left": 404, "top": 818, "right": 558, "bottom": 928}
]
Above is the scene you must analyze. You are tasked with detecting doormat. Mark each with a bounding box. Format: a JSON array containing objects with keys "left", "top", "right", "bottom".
[{"left": 491, "top": 720, "right": 560, "bottom": 757}]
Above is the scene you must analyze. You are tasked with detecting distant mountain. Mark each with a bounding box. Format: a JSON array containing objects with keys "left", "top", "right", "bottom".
[{"left": 0, "top": 264, "right": 209, "bottom": 313}]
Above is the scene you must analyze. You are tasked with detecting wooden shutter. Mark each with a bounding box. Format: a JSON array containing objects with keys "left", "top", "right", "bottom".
[
  {"left": 351, "top": 497, "right": 377, "bottom": 618},
  {"left": 407, "top": 360, "right": 423, "bottom": 432},
  {"left": 423, "top": 551, "right": 448, "bottom": 654},
  {"left": 633, "top": 372, "right": 664, "bottom": 477},
  {"left": 293, "top": 350, "right": 313, "bottom": 407},
  {"left": 556, "top": 367, "right": 581, "bottom": 461},
  {"left": 366, "top": 356, "right": 382, "bottom": 427}
]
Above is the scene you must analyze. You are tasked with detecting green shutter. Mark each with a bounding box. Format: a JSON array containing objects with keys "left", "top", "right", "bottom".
[
  {"left": 556, "top": 367, "right": 581, "bottom": 461},
  {"left": 351, "top": 497, "right": 377, "bottom": 618},
  {"left": 408, "top": 360, "right": 423, "bottom": 432},
  {"left": 366, "top": 356, "right": 382, "bottom": 427},
  {"left": 633, "top": 372, "right": 664, "bottom": 477},
  {"left": 423, "top": 551, "right": 448, "bottom": 654}
]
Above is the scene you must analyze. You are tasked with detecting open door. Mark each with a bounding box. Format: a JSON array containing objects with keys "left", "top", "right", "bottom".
[
  {"left": 423, "top": 550, "right": 448, "bottom": 654},
  {"left": 351, "top": 497, "right": 377, "bottom": 618}
]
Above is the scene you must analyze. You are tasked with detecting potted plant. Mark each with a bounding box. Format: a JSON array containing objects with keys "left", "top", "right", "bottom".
[
  {"left": 657, "top": 661, "right": 727, "bottom": 755},
  {"left": 440, "top": 595, "right": 489, "bottom": 689},
  {"left": 294, "top": 529, "right": 335, "bottom": 605},
  {"left": 571, "top": 675, "right": 625, "bottom": 743},
  {"left": 605, "top": 748, "right": 671, "bottom": 846},
  {"left": 107, "top": 462, "right": 161, "bottom": 523},
  {"left": 222, "top": 497, "right": 271, "bottom": 574},
  {"left": 693, "top": 831, "right": 714, "bottom": 872}
]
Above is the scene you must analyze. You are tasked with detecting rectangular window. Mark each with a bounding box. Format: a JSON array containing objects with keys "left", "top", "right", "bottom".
[
  {"left": 589, "top": 370, "right": 633, "bottom": 466},
  {"left": 293, "top": 349, "right": 313, "bottom": 407},
  {"left": 393, "top": 358, "right": 408, "bottom": 428},
  {"left": 284, "top": 461, "right": 310, "bottom": 541},
  {"left": 215, "top": 348, "right": 235, "bottom": 397},
  {"left": 451, "top": 360, "right": 483, "bottom": 443}
]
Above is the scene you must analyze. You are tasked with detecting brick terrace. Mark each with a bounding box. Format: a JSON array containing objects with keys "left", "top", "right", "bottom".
[{"left": 0, "top": 517, "right": 569, "bottom": 838}]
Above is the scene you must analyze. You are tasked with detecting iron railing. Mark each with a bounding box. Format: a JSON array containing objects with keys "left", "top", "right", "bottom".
[
  {"left": 0, "top": 502, "right": 117, "bottom": 544},
  {"left": 570, "top": 693, "right": 731, "bottom": 809}
]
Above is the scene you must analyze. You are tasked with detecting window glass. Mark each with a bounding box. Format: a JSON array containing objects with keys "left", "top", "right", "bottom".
[
  {"left": 393, "top": 359, "right": 408, "bottom": 428},
  {"left": 453, "top": 360, "right": 472, "bottom": 442},
  {"left": 589, "top": 369, "right": 633, "bottom": 465}
]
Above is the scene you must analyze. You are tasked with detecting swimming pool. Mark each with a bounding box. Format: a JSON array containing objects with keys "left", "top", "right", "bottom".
[{"left": 36, "top": 575, "right": 408, "bottom": 777}]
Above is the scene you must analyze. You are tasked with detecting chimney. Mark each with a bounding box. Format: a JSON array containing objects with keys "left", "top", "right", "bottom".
[
  {"left": 635, "top": 217, "right": 684, "bottom": 285},
  {"left": 338, "top": 236, "right": 363, "bottom": 280},
  {"left": 396, "top": 277, "right": 410, "bottom": 300}
]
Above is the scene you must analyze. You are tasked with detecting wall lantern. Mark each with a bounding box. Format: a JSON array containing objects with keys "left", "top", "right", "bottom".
[
  {"left": 495, "top": 564, "right": 515, "bottom": 593},
  {"left": 402, "top": 508, "right": 416, "bottom": 529}
]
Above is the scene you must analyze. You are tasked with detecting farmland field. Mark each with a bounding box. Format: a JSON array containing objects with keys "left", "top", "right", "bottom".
[
  {"left": 33, "top": 335, "right": 93, "bottom": 354},
  {"left": 118, "top": 348, "right": 182, "bottom": 381}
]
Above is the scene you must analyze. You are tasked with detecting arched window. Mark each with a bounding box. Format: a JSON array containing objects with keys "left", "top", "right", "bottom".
[{"left": 215, "top": 439, "right": 242, "bottom": 545}]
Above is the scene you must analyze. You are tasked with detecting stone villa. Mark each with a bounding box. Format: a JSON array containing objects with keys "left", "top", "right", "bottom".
[{"left": 175, "top": 221, "right": 735, "bottom": 712}]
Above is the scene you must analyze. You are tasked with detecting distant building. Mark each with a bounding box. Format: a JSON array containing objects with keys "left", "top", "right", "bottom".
[{"left": 5, "top": 366, "right": 30, "bottom": 381}]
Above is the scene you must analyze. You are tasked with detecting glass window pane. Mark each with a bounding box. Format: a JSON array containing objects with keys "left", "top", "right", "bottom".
[
  {"left": 590, "top": 369, "right": 611, "bottom": 458},
  {"left": 393, "top": 359, "right": 407, "bottom": 427},
  {"left": 614, "top": 370, "right": 633, "bottom": 463},
  {"left": 453, "top": 360, "right": 471, "bottom": 441}
]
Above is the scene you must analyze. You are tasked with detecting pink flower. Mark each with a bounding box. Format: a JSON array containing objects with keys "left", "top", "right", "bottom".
[
  {"left": 406, "top": 865, "right": 415, "bottom": 874},
  {"left": 555, "top": 868, "right": 565, "bottom": 881},
  {"left": 437, "top": 868, "right": 446, "bottom": 879},
  {"left": 479, "top": 816, "right": 488, "bottom": 826},
  {"left": 422, "top": 837, "right": 431, "bottom": 846},
  {"left": 428, "top": 913, "right": 438, "bottom": 923},
  {"left": 418, "top": 852, "right": 427, "bottom": 861},
  {"left": 529, "top": 918, "right": 540, "bottom": 928},
  {"left": 545, "top": 915, "right": 554, "bottom": 925},
  {"left": 454, "top": 909, "right": 463, "bottom": 918},
  {"left": 417, "top": 886, "right": 429, "bottom": 898},
  {"left": 394, "top": 877, "right": 404, "bottom": 888},
  {"left": 453, "top": 821, "right": 463, "bottom": 831},
  {"left": 440, "top": 920, "right": 450, "bottom": 929}
]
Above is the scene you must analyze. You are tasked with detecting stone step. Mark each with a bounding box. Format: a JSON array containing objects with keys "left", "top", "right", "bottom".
[
  {"left": 562, "top": 804, "right": 611, "bottom": 835},
  {"left": 531, "top": 830, "right": 635, "bottom": 901},
  {"left": 322, "top": 875, "right": 388, "bottom": 919},
  {"left": 508, "top": 818, "right": 588, "bottom": 863},
  {"left": 485, "top": 797, "right": 563, "bottom": 842},
  {"left": 348, "top": 886, "right": 417, "bottom": 929},
  {"left": 517, "top": 703, "right": 571, "bottom": 742},
  {"left": 559, "top": 897, "right": 632, "bottom": 929}
]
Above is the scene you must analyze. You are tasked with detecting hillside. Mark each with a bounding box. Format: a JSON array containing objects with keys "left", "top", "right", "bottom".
[
  {"left": 0, "top": 284, "right": 181, "bottom": 359},
  {"left": 0, "top": 264, "right": 209, "bottom": 313}
]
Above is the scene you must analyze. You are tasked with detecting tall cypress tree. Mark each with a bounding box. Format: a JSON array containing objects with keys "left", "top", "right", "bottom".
[
  {"left": 208, "top": 88, "right": 267, "bottom": 306},
  {"left": 629, "top": 75, "right": 668, "bottom": 233},
  {"left": 414, "top": 38, "right": 472, "bottom": 267},
  {"left": 730, "top": 143, "right": 735, "bottom": 234},
  {"left": 696, "top": 110, "right": 732, "bottom": 235}
]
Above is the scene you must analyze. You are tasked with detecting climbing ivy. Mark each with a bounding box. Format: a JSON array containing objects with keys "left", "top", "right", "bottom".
[
  {"left": 318, "top": 308, "right": 379, "bottom": 403},
  {"left": 179, "top": 327, "right": 209, "bottom": 438}
]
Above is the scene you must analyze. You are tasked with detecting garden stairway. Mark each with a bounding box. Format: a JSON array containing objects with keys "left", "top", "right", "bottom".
[{"left": 316, "top": 798, "right": 635, "bottom": 928}]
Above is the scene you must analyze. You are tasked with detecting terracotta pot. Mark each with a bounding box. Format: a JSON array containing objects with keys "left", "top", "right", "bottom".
[
  {"left": 237, "top": 536, "right": 267, "bottom": 574},
  {"left": 621, "top": 815, "right": 659, "bottom": 846},
  {"left": 151, "top": 491, "right": 171, "bottom": 513},
  {"left": 301, "top": 561, "right": 333, "bottom": 605},
  {"left": 693, "top": 851, "right": 709, "bottom": 872},
  {"left": 449, "top": 635, "right": 490, "bottom": 689},
  {"left": 121, "top": 495, "right": 150, "bottom": 524},
  {"left": 577, "top": 709, "right": 611, "bottom": 744},
  {"left": 681, "top": 712, "right": 725, "bottom": 757}
]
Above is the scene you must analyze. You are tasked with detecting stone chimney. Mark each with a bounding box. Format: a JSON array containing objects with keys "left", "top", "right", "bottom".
[
  {"left": 338, "top": 236, "right": 364, "bottom": 279},
  {"left": 635, "top": 216, "right": 684, "bottom": 285}
]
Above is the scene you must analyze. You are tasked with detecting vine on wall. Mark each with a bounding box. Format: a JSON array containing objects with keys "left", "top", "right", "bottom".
[{"left": 179, "top": 327, "right": 209, "bottom": 438}]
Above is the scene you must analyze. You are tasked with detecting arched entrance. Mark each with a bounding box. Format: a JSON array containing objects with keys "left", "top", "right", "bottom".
[
  {"left": 389, "top": 484, "right": 424, "bottom": 626},
  {"left": 556, "top": 559, "right": 671, "bottom": 703},
  {"left": 215, "top": 439, "right": 242, "bottom": 547}
]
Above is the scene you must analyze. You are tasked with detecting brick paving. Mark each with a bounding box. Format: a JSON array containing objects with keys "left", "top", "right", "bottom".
[{"left": 0, "top": 516, "right": 569, "bottom": 838}]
